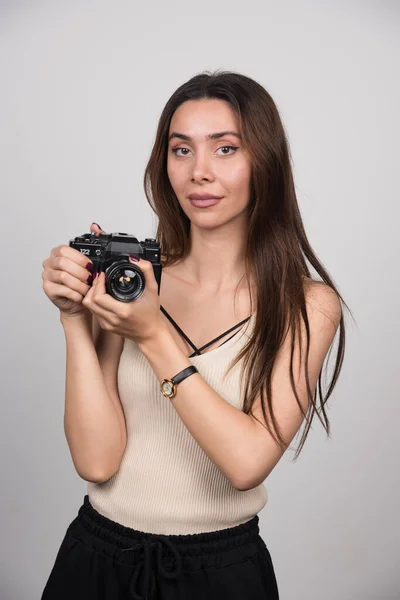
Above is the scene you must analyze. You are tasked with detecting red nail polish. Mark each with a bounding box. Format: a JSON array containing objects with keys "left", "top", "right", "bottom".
[
  {"left": 129, "top": 254, "right": 140, "bottom": 262},
  {"left": 86, "top": 262, "right": 93, "bottom": 272},
  {"left": 87, "top": 273, "right": 93, "bottom": 284}
]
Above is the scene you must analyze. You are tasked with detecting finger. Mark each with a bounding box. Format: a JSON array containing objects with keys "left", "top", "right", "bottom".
[
  {"left": 50, "top": 253, "right": 93, "bottom": 281},
  {"left": 92, "top": 272, "right": 125, "bottom": 314},
  {"left": 90, "top": 222, "right": 106, "bottom": 237},
  {"left": 82, "top": 296, "right": 114, "bottom": 323},
  {"left": 82, "top": 276, "right": 98, "bottom": 308},
  {"left": 44, "top": 281, "right": 84, "bottom": 304},
  {"left": 128, "top": 256, "right": 157, "bottom": 290},
  {"left": 84, "top": 275, "right": 118, "bottom": 322},
  {"left": 91, "top": 272, "right": 110, "bottom": 304},
  {"left": 44, "top": 260, "right": 92, "bottom": 297},
  {"left": 96, "top": 270, "right": 106, "bottom": 290},
  {"left": 84, "top": 269, "right": 100, "bottom": 300},
  {"left": 50, "top": 245, "right": 93, "bottom": 272},
  {"left": 50, "top": 269, "right": 92, "bottom": 298},
  {"left": 82, "top": 277, "right": 96, "bottom": 301},
  {"left": 88, "top": 271, "right": 105, "bottom": 305},
  {"left": 91, "top": 270, "right": 102, "bottom": 294}
]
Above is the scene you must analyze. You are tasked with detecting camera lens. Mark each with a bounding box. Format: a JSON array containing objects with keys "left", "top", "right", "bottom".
[{"left": 106, "top": 261, "right": 144, "bottom": 302}]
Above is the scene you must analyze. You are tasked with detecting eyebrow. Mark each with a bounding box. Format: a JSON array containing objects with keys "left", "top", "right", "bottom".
[{"left": 168, "top": 130, "right": 242, "bottom": 143}]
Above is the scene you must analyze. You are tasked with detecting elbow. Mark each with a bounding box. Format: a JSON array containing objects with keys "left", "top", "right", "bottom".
[
  {"left": 233, "top": 461, "right": 271, "bottom": 492},
  {"left": 231, "top": 468, "right": 258, "bottom": 492},
  {"left": 234, "top": 475, "right": 261, "bottom": 492},
  {"left": 79, "top": 468, "right": 117, "bottom": 484},
  {"left": 75, "top": 444, "right": 126, "bottom": 484},
  {"left": 77, "top": 468, "right": 111, "bottom": 484},
  {"left": 77, "top": 459, "right": 122, "bottom": 484}
]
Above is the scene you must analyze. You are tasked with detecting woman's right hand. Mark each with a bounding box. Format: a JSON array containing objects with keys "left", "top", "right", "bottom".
[{"left": 42, "top": 222, "right": 105, "bottom": 318}]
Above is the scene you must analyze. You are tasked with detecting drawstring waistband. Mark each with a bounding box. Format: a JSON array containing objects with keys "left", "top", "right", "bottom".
[
  {"left": 75, "top": 495, "right": 260, "bottom": 600},
  {"left": 121, "top": 534, "right": 183, "bottom": 600}
]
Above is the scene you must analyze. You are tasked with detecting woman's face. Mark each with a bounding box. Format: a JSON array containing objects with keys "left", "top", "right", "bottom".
[{"left": 167, "top": 99, "right": 252, "bottom": 227}]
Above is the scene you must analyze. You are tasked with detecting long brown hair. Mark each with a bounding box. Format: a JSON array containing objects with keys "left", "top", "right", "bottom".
[{"left": 143, "top": 69, "right": 353, "bottom": 461}]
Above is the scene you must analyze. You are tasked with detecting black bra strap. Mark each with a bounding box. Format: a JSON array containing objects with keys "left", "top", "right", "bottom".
[
  {"left": 191, "top": 318, "right": 251, "bottom": 355},
  {"left": 160, "top": 305, "right": 198, "bottom": 353},
  {"left": 187, "top": 329, "right": 237, "bottom": 358},
  {"left": 160, "top": 305, "right": 251, "bottom": 357}
]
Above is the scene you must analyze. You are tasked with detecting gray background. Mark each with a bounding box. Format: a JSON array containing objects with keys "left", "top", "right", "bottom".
[{"left": 1, "top": 1, "right": 399, "bottom": 598}]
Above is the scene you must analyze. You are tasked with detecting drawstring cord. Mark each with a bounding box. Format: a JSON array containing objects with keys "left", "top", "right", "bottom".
[{"left": 121, "top": 534, "right": 184, "bottom": 600}]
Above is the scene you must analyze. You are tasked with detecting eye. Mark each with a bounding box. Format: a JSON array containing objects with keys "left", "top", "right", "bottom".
[
  {"left": 171, "top": 147, "right": 190, "bottom": 157},
  {"left": 171, "top": 145, "right": 239, "bottom": 157},
  {"left": 216, "top": 145, "right": 238, "bottom": 155}
]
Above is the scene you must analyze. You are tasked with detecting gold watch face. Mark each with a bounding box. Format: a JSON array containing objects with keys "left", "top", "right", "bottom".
[{"left": 160, "top": 379, "right": 175, "bottom": 398}]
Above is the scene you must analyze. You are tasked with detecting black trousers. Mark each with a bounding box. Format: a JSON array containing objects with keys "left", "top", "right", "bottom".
[{"left": 41, "top": 494, "right": 279, "bottom": 599}]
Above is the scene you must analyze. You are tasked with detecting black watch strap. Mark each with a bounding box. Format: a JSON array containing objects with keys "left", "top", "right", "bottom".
[
  {"left": 160, "top": 365, "right": 199, "bottom": 398},
  {"left": 172, "top": 365, "right": 198, "bottom": 384}
]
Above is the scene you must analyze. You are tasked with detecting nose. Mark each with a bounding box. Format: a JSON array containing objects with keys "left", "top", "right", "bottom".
[{"left": 190, "top": 151, "right": 215, "bottom": 183}]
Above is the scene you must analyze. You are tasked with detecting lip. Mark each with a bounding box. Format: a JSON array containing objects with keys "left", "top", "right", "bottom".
[
  {"left": 188, "top": 194, "right": 223, "bottom": 200},
  {"left": 189, "top": 197, "right": 222, "bottom": 208}
]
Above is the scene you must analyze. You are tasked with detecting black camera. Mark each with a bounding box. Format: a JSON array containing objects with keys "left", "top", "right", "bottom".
[{"left": 69, "top": 232, "right": 162, "bottom": 302}]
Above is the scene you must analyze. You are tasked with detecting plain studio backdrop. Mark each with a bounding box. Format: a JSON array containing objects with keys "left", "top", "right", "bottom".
[{"left": 1, "top": 1, "right": 398, "bottom": 598}]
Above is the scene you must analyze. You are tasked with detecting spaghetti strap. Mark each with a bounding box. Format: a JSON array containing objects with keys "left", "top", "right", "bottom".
[
  {"left": 160, "top": 305, "right": 251, "bottom": 357},
  {"left": 160, "top": 306, "right": 198, "bottom": 353}
]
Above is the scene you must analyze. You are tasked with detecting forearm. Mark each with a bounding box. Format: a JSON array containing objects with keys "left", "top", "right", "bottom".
[
  {"left": 137, "top": 326, "right": 257, "bottom": 491},
  {"left": 61, "top": 312, "right": 125, "bottom": 482}
]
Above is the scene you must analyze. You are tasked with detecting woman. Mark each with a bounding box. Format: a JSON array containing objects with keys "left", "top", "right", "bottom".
[{"left": 40, "top": 70, "right": 350, "bottom": 599}]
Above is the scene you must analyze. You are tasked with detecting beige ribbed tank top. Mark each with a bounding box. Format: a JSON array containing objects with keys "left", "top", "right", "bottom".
[{"left": 87, "top": 309, "right": 268, "bottom": 535}]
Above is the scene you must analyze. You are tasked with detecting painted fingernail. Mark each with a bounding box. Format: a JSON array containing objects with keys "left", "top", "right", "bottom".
[
  {"left": 86, "top": 262, "right": 93, "bottom": 272},
  {"left": 129, "top": 254, "right": 140, "bottom": 262},
  {"left": 87, "top": 273, "right": 93, "bottom": 284}
]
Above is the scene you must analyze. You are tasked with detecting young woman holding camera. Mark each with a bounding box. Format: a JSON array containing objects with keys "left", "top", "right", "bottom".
[{"left": 40, "top": 70, "right": 350, "bottom": 600}]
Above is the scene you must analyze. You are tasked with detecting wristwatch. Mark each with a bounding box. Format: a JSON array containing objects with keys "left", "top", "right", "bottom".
[{"left": 160, "top": 365, "right": 199, "bottom": 398}]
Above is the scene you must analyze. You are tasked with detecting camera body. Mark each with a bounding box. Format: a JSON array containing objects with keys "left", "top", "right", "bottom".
[{"left": 69, "top": 232, "right": 162, "bottom": 302}]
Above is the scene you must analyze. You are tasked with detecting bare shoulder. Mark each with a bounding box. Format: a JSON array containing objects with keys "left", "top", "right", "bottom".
[{"left": 303, "top": 277, "right": 342, "bottom": 330}]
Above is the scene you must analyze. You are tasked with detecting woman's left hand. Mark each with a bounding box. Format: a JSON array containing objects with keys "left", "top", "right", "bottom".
[{"left": 82, "top": 255, "right": 164, "bottom": 346}]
